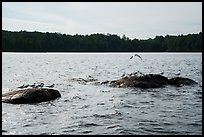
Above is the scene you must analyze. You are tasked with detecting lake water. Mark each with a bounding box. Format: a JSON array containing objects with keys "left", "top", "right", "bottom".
[{"left": 2, "top": 52, "right": 202, "bottom": 135}]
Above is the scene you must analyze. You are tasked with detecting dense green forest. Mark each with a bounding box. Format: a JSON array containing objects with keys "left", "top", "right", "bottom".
[{"left": 2, "top": 30, "right": 202, "bottom": 52}]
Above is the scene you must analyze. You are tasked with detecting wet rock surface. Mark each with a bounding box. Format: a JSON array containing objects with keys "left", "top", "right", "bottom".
[
  {"left": 68, "top": 73, "right": 197, "bottom": 89},
  {"left": 2, "top": 88, "right": 61, "bottom": 104},
  {"left": 101, "top": 73, "right": 198, "bottom": 88}
]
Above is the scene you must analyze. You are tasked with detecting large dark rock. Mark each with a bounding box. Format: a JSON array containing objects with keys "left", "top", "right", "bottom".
[
  {"left": 2, "top": 88, "right": 61, "bottom": 104},
  {"left": 101, "top": 73, "right": 197, "bottom": 89}
]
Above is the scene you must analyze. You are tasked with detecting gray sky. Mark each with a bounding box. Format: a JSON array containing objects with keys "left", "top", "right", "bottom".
[{"left": 2, "top": 2, "right": 202, "bottom": 39}]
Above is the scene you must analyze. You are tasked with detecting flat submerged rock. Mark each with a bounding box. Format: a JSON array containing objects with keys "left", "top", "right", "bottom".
[{"left": 2, "top": 88, "right": 61, "bottom": 104}]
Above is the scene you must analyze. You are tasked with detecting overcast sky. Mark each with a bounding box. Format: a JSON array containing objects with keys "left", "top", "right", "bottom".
[{"left": 2, "top": 2, "right": 202, "bottom": 39}]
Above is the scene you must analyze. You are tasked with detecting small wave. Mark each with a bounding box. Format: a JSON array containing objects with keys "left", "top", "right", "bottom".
[
  {"left": 79, "top": 105, "right": 90, "bottom": 109},
  {"left": 40, "top": 132, "right": 54, "bottom": 135},
  {"left": 97, "top": 102, "right": 105, "bottom": 106},
  {"left": 23, "top": 124, "right": 33, "bottom": 127},
  {"left": 187, "top": 123, "right": 202, "bottom": 126},
  {"left": 78, "top": 122, "right": 101, "bottom": 128},
  {"left": 71, "top": 95, "right": 85, "bottom": 101},
  {"left": 106, "top": 124, "right": 121, "bottom": 129},
  {"left": 93, "top": 114, "right": 109, "bottom": 118},
  {"left": 162, "top": 122, "right": 174, "bottom": 126},
  {"left": 92, "top": 111, "right": 122, "bottom": 119},
  {"left": 194, "top": 90, "right": 202, "bottom": 95},
  {"left": 115, "top": 128, "right": 139, "bottom": 135},
  {"left": 113, "top": 101, "right": 135, "bottom": 108},
  {"left": 140, "top": 101, "right": 152, "bottom": 104},
  {"left": 80, "top": 130, "right": 93, "bottom": 134},
  {"left": 99, "top": 90, "right": 110, "bottom": 92},
  {"left": 152, "top": 126, "right": 164, "bottom": 130},
  {"left": 123, "top": 104, "right": 135, "bottom": 108},
  {"left": 140, "top": 119, "right": 156, "bottom": 123},
  {"left": 62, "top": 129, "right": 76, "bottom": 133}
]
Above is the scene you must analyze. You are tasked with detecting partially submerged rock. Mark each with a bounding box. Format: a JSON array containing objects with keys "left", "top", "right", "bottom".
[
  {"left": 2, "top": 88, "right": 61, "bottom": 104},
  {"left": 69, "top": 76, "right": 98, "bottom": 85},
  {"left": 101, "top": 73, "right": 197, "bottom": 88},
  {"left": 168, "top": 77, "right": 198, "bottom": 87},
  {"left": 68, "top": 72, "right": 197, "bottom": 89}
]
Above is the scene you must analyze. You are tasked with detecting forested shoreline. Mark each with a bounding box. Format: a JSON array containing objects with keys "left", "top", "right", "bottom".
[{"left": 2, "top": 30, "right": 202, "bottom": 52}]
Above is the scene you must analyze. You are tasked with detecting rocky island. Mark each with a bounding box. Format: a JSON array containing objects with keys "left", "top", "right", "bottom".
[
  {"left": 71, "top": 72, "right": 198, "bottom": 88},
  {"left": 2, "top": 72, "right": 198, "bottom": 104},
  {"left": 106, "top": 73, "right": 198, "bottom": 88}
]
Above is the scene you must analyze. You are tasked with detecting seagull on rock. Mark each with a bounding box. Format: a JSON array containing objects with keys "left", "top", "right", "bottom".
[
  {"left": 17, "top": 84, "right": 25, "bottom": 89},
  {"left": 35, "top": 83, "right": 44, "bottom": 88},
  {"left": 18, "top": 84, "right": 29, "bottom": 89}
]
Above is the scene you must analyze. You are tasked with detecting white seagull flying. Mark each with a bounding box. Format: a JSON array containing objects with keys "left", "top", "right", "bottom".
[{"left": 130, "top": 54, "right": 142, "bottom": 60}]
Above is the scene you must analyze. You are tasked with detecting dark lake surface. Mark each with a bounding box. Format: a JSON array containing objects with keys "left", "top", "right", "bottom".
[{"left": 2, "top": 52, "right": 202, "bottom": 135}]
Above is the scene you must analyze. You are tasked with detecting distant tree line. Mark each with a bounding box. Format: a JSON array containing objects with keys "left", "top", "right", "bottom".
[{"left": 2, "top": 30, "right": 202, "bottom": 52}]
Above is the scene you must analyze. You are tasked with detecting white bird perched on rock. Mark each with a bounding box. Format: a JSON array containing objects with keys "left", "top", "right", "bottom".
[
  {"left": 17, "top": 84, "right": 25, "bottom": 88},
  {"left": 30, "top": 83, "right": 36, "bottom": 88},
  {"left": 35, "top": 83, "right": 44, "bottom": 88},
  {"left": 18, "top": 84, "right": 29, "bottom": 89}
]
